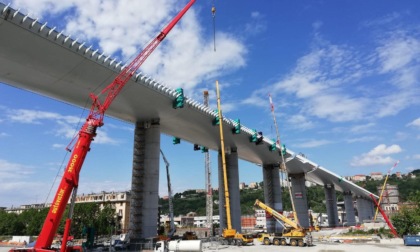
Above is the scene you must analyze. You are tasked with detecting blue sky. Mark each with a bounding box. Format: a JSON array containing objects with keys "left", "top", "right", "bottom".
[{"left": 1, "top": 0, "right": 420, "bottom": 207}]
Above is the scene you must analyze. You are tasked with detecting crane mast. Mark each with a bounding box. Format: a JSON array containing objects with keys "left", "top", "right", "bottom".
[
  {"left": 160, "top": 149, "right": 175, "bottom": 238},
  {"left": 268, "top": 94, "right": 298, "bottom": 224},
  {"left": 32, "top": 1, "right": 196, "bottom": 251},
  {"left": 215, "top": 81, "right": 235, "bottom": 236},
  {"left": 203, "top": 91, "right": 213, "bottom": 231}
]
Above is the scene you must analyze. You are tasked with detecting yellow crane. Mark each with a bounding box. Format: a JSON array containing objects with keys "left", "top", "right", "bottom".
[
  {"left": 255, "top": 199, "right": 313, "bottom": 247},
  {"left": 215, "top": 80, "right": 253, "bottom": 246}
]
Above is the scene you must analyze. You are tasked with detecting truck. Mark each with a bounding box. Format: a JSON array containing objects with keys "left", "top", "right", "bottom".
[
  {"left": 154, "top": 240, "right": 202, "bottom": 252},
  {"left": 254, "top": 199, "right": 312, "bottom": 247},
  {"left": 7, "top": 1, "right": 196, "bottom": 252}
]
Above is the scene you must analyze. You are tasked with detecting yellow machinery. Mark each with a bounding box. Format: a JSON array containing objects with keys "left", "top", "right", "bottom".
[
  {"left": 215, "top": 81, "right": 254, "bottom": 246},
  {"left": 255, "top": 199, "right": 312, "bottom": 246}
]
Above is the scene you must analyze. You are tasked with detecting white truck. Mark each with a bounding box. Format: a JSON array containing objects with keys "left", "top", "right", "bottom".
[{"left": 154, "top": 240, "right": 202, "bottom": 252}]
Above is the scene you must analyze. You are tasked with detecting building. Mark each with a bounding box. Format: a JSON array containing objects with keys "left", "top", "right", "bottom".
[
  {"left": 239, "top": 182, "right": 246, "bottom": 190},
  {"left": 75, "top": 191, "right": 131, "bottom": 232},
  {"left": 377, "top": 184, "right": 399, "bottom": 216},
  {"left": 5, "top": 191, "right": 131, "bottom": 232},
  {"left": 370, "top": 172, "right": 384, "bottom": 181},
  {"left": 352, "top": 174, "right": 366, "bottom": 182},
  {"left": 248, "top": 182, "right": 258, "bottom": 189},
  {"left": 255, "top": 209, "right": 266, "bottom": 229},
  {"left": 5, "top": 203, "right": 51, "bottom": 215}
]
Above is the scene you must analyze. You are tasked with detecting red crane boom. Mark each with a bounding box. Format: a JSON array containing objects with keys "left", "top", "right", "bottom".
[{"left": 19, "top": 1, "right": 196, "bottom": 251}]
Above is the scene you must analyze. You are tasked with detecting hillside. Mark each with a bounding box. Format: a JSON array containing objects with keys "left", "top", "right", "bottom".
[{"left": 159, "top": 169, "right": 420, "bottom": 216}]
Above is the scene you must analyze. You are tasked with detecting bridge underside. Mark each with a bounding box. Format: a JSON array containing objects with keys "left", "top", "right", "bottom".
[{"left": 0, "top": 3, "right": 375, "bottom": 199}]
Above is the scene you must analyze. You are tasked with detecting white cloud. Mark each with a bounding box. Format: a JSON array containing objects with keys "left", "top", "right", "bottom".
[
  {"left": 294, "top": 139, "right": 331, "bottom": 148},
  {"left": 362, "top": 12, "right": 402, "bottom": 27},
  {"left": 346, "top": 136, "right": 378, "bottom": 143},
  {"left": 5, "top": 107, "right": 120, "bottom": 145},
  {"left": 0, "top": 159, "right": 46, "bottom": 206},
  {"left": 12, "top": 0, "right": 247, "bottom": 92},
  {"left": 351, "top": 144, "right": 402, "bottom": 166},
  {"left": 7, "top": 108, "right": 79, "bottom": 124},
  {"left": 368, "top": 144, "right": 402, "bottom": 156},
  {"left": 377, "top": 33, "right": 420, "bottom": 75},
  {"left": 245, "top": 11, "right": 267, "bottom": 36},
  {"left": 0, "top": 132, "right": 9, "bottom": 138},
  {"left": 0, "top": 159, "right": 34, "bottom": 179},
  {"left": 412, "top": 154, "right": 420, "bottom": 160},
  {"left": 52, "top": 143, "right": 66, "bottom": 149},
  {"left": 243, "top": 25, "right": 420, "bottom": 124},
  {"left": 350, "top": 123, "right": 375, "bottom": 133},
  {"left": 407, "top": 118, "right": 420, "bottom": 128},
  {"left": 287, "top": 115, "right": 314, "bottom": 130}
]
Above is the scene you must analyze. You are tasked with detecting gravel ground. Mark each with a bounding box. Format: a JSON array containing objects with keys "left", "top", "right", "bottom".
[
  {"left": 202, "top": 238, "right": 415, "bottom": 252},
  {"left": 2, "top": 238, "right": 416, "bottom": 252}
]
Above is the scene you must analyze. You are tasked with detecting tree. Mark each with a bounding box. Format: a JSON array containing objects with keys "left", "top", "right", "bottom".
[{"left": 391, "top": 191, "right": 420, "bottom": 236}]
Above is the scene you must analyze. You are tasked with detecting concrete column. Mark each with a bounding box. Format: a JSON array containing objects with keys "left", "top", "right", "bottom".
[
  {"left": 262, "top": 164, "right": 283, "bottom": 233},
  {"left": 356, "top": 197, "right": 369, "bottom": 223},
  {"left": 218, "top": 148, "right": 241, "bottom": 233},
  {"left": 128, "top": 120, "right": 160, "bottom": 242},
  {"left": 343, "top": 191, "right": 356, "bottom": 226},
  {"left": 324, "top": 184, "right": 339, "bottom": 227},
  {"left": 365, "top": 198, "right": 375, "bottom": 220},
  {"left": 289, "top": 173, "right": 310, "bottom": 228}
]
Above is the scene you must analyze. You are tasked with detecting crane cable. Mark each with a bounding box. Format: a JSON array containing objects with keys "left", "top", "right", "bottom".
[
  {"left": 269, "top": 94, "right": 300, "bottom": 226},
  {"left": 212, "top": 1, "right": 216, "bottom": 51}
]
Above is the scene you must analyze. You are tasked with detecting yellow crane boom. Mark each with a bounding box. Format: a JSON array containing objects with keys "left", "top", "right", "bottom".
[
  {"left": 215, "top": 80, "right": 236, "bottom": 237},
  {"left": 255, "top": 199, "right": 300, "bottom": 229}
]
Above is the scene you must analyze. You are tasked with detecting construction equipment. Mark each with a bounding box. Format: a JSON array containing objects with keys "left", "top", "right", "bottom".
[
  {"left": 160, "top": 149, "right": 176, "bottom": 238},
  {"left": 203, "top": 91, "right": 213, "bottom": 233},
  {"left": 154, "top": 240, "right": 202, "bottom": 252},
  {"left": 374, "top": 160, "right": 399, "bottom": 221},
  {"left": 181, "top": 231, "right": 198, "bottom": 240},
  {"left": 8, "top": 2, "right": 195, "bottom": 252},
  {"left": 215, "top": 81, "right": 254, "bottom": 246},
  {"left": 268, "top": 94, "right": 298, "bottom": 225},
  {"left": 369, "top": 194, "right": 398, "bottom": 238},
  {"left": 254, "top": 199, "right": 312, "bottom": 247}
]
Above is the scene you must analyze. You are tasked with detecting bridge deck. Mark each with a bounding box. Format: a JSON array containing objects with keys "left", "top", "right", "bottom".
[{"left": 0, "top": 3, "right": 375, "bottom": 198}]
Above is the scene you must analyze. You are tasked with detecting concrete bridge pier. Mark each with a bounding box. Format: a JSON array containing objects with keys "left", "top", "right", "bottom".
[
  {"left": 356, "top": 197, "right": 374, "bottom": 223},
  {"left": 262, "top": 164, "right": 283, "bottom": 233},
  {"left": 289, "top": 173, "right": 310, "bottom": 228},
  {"left": 343, "top": 191, "right": 356, "bottom": 226},
  {"left": 128, "top": 120, "right": 161, "bottom": 242},
  {"left": 324, "top": 184, "right": 339, "bottom": 227},
  {"left": 218, "top": 147, "right": 242, "bottom": 233}
]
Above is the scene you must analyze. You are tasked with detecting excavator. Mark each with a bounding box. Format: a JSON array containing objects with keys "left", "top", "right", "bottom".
[
  {"left": 214, "top": 81, "right": 254, "bottom": 246},
  {"left": 255, "top": 199, "right": 313, "bottom": 247},
  {"left": 8, "top": 1, "right": 196, "bottom": 252}
]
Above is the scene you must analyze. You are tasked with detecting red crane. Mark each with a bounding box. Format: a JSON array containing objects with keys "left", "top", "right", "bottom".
[{"left": 10, "top": 1, "right": 196, "bottom": 252}]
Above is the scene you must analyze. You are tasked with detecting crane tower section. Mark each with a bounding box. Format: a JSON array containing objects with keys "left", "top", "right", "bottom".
[{"left": 204, "top": 90, "right": 213, "bottom": 230}]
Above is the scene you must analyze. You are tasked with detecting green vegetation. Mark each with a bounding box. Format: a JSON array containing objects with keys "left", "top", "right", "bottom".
[
  {"left": 1, "top": 169, "right": 419, "bottom": 237},
  {"left": 391, "top": 191, "right": 420, "bottom": 236},
  {"left": 159, "top": 185, "right": 331, "bottom": 216},
  {"left": 0, "top": 202, "right": 120, "bottom": 237},
  {"left": 346, "top": 227, "right": 394, "bottom": 238},
  {"left": 356, "top": 169, "right": 420, "bottom": 202}
]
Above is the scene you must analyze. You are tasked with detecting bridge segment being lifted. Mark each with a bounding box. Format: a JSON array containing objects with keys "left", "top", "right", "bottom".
[{"left": 0, "top": 3, "right": 376, "bottom": 238}]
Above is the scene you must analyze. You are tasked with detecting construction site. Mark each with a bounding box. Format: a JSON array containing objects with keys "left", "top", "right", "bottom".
[{"left": 1, "top": 0, "right": 420, "bottom": 252}]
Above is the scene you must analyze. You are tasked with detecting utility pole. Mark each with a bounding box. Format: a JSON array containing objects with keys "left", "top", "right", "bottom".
[{"left": 204, "top": 90, "right": 213, "bottom": 234}]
